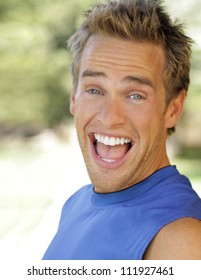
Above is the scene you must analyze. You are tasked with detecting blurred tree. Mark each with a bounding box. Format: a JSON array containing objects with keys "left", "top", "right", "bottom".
[
  {"left": 166, "top": 0, "right": 201, "bottom": 151},
  {"left": 0, "top": 0, "right": 98, "bottom": 136}
]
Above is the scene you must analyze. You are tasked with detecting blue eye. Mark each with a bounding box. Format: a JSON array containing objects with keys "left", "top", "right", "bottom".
[
  {"left": 87, "top": 88, "right": 101, "bottom": 95},
  {"left": 129, "top": 93, "right": 144, "bottom": 100}
]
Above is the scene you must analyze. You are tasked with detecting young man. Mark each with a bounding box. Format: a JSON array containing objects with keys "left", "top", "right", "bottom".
[{"left": 43, "top": 0, "right": 201, "bottom": 260}]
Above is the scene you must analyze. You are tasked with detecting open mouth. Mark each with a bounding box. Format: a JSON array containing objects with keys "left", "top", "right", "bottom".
[{"left": 92, "top": 133, "right": 132, "bottom": 164}]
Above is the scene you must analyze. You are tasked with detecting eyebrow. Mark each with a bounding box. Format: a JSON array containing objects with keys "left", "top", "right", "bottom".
[
  {"left": 122, "top": 75, "right": 155, "bottom": 90},
  {"left": 81, "top": 70, "right": 155, "bottom": 90},
  {"left": 81, "top": 70, "right": 107, "bottom": 79}
]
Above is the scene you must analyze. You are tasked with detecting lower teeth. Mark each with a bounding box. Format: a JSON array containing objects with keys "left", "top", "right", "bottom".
[{"left": 101, "top": 158, "right": 116, "bottom": 163}]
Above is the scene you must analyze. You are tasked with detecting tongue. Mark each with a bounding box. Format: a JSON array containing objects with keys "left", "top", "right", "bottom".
[{"left": 96, "top": 142, "right": 129, "bottom": 160}]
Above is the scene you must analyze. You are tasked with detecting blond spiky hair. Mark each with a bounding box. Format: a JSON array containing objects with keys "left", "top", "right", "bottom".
[{"left": 68, "top": 0, "right": 193, "bottom": 134}]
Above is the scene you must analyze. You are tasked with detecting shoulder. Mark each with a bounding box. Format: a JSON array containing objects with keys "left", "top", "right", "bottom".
[
  {"left": 66, "top": 184, "right": 93, "bottom": 202},
  {"left": 61, "top": 184, "right": 93, "bottom": 212},
  {"left": 144, "top": 217, "right": 201, "bottom": 260}
]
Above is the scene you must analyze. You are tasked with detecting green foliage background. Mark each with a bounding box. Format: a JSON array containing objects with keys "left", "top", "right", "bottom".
[
  {"left": 0, "top": 0, "right": 201, "bottom": 144},
  {"left": 0, "top": 0, "right": 97, "bottom": 134}
]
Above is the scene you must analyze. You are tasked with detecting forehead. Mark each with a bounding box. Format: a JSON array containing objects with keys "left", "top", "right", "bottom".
[{"left": 79, "top": 35, "right": 165, "bottom": 82}]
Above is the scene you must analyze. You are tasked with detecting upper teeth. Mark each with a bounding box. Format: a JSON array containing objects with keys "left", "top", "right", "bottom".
[{"left": 94, "top": 134, "right": 131, "bottom": 146}]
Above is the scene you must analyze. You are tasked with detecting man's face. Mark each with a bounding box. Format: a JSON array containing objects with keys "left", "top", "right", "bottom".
[{"left": 70, "top": 35, "right": 176, "bottom": 193}]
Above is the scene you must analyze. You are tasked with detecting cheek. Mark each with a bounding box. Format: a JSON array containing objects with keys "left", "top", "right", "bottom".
[
  {"left": 134, "top": 107, "right": 166, "bottom": 140},
  {"left": 75, "top": 93, "right": 102, "bottom": 121},
  {"left": 73, "top": 98, "right": 95, "bottom": 130}
]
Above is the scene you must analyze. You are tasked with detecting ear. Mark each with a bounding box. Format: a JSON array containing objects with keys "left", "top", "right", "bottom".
[
  {"left": 70, "top": 84, "right": 76, "bottom": 116},
  {"left": 165, "top": 90, "right": 186, "bottom": 130}
]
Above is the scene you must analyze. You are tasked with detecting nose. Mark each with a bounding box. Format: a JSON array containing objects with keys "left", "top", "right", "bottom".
[{"left": 98, "top": 96, "right": 125, "bottom": 128}]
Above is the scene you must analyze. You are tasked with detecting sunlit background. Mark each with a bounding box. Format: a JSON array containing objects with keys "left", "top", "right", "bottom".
[{"left": 0, "top": 0, "right": 201, "bottom": 261}]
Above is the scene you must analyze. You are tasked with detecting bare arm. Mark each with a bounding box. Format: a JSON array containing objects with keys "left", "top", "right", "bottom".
[{"left": 143, "top": 217, "right": 201, "bottom": 260}]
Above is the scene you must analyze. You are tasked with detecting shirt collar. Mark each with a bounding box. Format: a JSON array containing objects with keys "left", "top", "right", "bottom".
[{"left": 92, "top": 165, "right": 179, "bottom": 206}]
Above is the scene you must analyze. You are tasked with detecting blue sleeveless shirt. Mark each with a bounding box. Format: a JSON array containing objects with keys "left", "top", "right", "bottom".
[{"left": 43, "top": 166, "right": 201, "bottom": 260}]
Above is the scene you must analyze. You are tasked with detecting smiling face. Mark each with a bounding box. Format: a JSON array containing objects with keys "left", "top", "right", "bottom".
[{"left": 70, "top": 35, "right": 184, "bottom": 193}]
